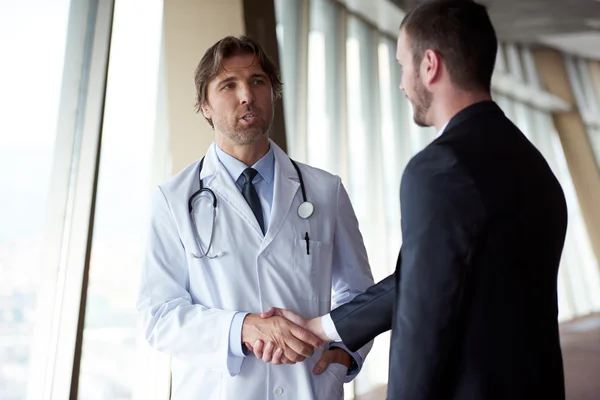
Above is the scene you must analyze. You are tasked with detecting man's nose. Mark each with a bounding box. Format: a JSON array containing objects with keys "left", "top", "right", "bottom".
[{"left": 239, "top": 84, "right": 256, "bottom": 104}]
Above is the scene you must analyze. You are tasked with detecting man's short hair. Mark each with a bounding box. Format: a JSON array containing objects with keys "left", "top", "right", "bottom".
[
  {"left": 194, "top": 35, "right": 283, "bottom": 127},
  {"left": 400, "top": 0, "right": 498, "bottom": 91}
]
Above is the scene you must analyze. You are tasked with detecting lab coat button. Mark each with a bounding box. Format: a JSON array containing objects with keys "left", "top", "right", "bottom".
[{"left": 273, "top": 387, "right": 283, "bottom": 396}]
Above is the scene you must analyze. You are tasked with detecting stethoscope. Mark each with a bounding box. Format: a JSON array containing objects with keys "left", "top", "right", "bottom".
[{"left": 188, "top": 156, "right": 315, "bottom": 259}]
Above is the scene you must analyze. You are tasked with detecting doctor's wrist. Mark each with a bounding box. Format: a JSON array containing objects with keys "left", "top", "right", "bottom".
[{"left": 241, "top": 313, "right": 260, "bottom": 344}]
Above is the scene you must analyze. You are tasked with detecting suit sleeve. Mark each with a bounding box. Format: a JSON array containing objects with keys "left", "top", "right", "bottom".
[
  {"left": 330, "top": 268, "right": 396, "bottom": 351},
  {"left": 328, "top": 178, "right": 376, "bottom": 381},
  {"left": 389, "top": 146, "right": 484, "bottom": 399},
  {"left": 136, "top": 186, "right": 245, "bottom": 376}
]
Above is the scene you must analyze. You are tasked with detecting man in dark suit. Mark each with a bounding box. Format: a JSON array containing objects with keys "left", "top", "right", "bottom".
[{"left": 254, "top": 1, "right": 569, "bottom": 399}]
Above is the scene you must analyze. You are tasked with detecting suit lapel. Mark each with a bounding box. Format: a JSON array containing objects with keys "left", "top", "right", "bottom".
[{"left": 201, "top": 144, "right": 264, "bottom": 238}]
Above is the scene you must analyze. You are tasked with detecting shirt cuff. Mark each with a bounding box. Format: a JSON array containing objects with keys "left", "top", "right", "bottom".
[
  {"left": 229, "top": 312, "right": 249, "bottom": 358},
  {"left": 321, "top": 313, "right": 342, "bottom": 342}
]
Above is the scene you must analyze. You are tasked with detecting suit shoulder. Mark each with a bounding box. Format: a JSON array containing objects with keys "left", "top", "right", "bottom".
[
  {"left": 405, "top": 143, "right": 463, "bottom": 179},
  {"left": 402, "top": 143, "right": 482, "bottom": 204}
]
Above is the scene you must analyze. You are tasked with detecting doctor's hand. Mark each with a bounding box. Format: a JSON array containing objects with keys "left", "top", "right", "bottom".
[
  {"left": 246, "top": 308, "right": 333, "bottom": 365},
  {"left": 247, "top": 341, "right": 352, "bottom": 374},
  {"left": 241, "top": 314, "right": 323, "bottom": 365},
  {"left": 260, "top": 307, "right": 331, "bottom": 342}
]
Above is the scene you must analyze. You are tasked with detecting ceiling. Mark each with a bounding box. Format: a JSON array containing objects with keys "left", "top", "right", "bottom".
[{"left": 389, "top": 0, "right": 600, "bottom": 59}]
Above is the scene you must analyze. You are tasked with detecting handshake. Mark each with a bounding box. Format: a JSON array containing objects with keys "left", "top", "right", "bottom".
[{"left": 241, "top": 308, "right": 352, "bottom": 375}]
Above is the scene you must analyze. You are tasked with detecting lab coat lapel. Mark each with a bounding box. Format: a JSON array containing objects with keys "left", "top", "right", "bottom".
[
  {"left": 260, "top": 141, "right": 300, "bottom": 253},
  {"left": 201, "top": 144, "right": 264, "bottom": 237}
]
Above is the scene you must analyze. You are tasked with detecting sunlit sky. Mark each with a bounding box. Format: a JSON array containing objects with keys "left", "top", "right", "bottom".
[
  {"left": 0, "top": 0, "right": 70, "bottom": 241},
  {"left": 0, "top": 1, "right": 70, "bottom": 148}
]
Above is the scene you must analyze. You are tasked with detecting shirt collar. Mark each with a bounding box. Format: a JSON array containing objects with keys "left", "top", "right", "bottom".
[
  {"left": 436, "top": 121, "right": 449, "bottom": 138},
  {"left": 214, "top": 143, "right": 275, "bottom": 185}
]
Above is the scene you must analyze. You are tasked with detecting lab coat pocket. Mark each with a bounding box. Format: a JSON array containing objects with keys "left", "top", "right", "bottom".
[
  {"left": 293, "top": 238, "right": 323, "bottom": 300},
  {"left": 316, "top": 362, "right": 346, "bottom": 400},
  {"left": 324, "top": 362, "right": 348, "bottom": 384}
]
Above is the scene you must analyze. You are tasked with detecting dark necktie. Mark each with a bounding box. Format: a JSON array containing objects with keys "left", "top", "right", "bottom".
[{"left": 241, "top": 168, "right": 265, "bottom": 234}]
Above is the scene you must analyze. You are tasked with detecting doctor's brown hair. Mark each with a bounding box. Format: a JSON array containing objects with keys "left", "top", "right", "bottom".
[
  {"left": 400, "top": 0, "right": 497, "bottom": 92},
  {"left": 194, "top": 35, "right": 283, "bottom": 128}
]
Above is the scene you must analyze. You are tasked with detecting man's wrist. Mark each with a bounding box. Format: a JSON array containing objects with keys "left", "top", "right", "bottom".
[
  {"left": 329, "top": 347, "right": 352, "bottom": 369},
  {"left": 307, "top": 317, "right": 329, "bottom": 342},
  {"left": 329, "top": 346, "right": 358, "bottom": 374}
]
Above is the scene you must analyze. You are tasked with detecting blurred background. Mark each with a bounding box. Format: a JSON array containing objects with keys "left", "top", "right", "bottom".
[{"left": 1, "top": 0, "right": 600, "bottom": 399}]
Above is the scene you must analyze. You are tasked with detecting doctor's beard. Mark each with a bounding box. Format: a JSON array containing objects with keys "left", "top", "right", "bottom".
[{"left": 214, "top": 107, "right": 274, "bottom": 145}]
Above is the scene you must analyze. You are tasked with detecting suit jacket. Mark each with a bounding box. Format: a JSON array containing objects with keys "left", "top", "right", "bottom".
[{"left": 330, "top": 101, "right": 568, "bottom": 400}]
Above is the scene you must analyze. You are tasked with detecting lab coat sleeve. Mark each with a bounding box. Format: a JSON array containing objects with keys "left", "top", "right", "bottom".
[
  {"left": 330, "top": 178, "right": 375, "bottom": 382},
  {"left": 136, "top": 186, "right": 243, "bottom": 376}
]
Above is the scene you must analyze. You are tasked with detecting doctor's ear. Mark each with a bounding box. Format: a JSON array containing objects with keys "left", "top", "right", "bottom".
[{"left": 200, "top": 103, "right": 212, "bottom": 120}]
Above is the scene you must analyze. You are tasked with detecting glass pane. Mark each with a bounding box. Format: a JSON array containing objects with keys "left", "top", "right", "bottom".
[
  {"left": 346, "top": 16, "right": 377, "bottom": 222},
  {"left": 0, "top": 0, "right": 70, "bottom": 398},
  {"left": 307, "top": 0, "right": 340, "bottom": 174},
  {"left": 347, "top": 16, "right": 388, "bottom": 269},
  {"left": 378, "top": 39, "right": 404, "bottom": 226},
  {"left": 274, "top": 0, "right": 304, "bottom": 160},
  {"left": 76, "top": 0, "right": 165, "bottom": 398},
  {"left": 346, "top": 18, "right": 389, "bottom": 399}
]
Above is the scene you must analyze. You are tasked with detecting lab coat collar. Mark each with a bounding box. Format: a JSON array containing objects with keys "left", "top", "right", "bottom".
[
  {"left": 198, "top": 139, "right": 301, "bottom": 245},
  {"left": 214, "top": 144, "right": 275, "bottom": 186},
  {"left": 270, "top": 139, "right": 298, "bottom": 180},
  {"left": 201, "top": 140, "right": 285, "bottom": 180},
  {"left": 199, "top": 143, "right": 265, "bottom": 237},
  {"left": 199, "top": 143, "right": 221, "bottom": 182}
]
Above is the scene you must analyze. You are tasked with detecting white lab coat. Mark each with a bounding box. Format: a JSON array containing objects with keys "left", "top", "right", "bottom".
[{"left": 137, "top": 140, "right": 374, "bottom": 400}]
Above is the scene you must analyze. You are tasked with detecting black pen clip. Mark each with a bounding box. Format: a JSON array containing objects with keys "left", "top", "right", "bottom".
[{"left": 304, "top": 232, "right": 310, "bottom": 255}]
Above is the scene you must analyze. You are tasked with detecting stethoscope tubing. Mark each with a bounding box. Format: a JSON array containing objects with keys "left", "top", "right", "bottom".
[{"left": 188, "top": 155, "right": 313, "bottom": 258}]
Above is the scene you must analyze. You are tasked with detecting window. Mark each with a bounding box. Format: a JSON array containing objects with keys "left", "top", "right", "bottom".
[
  {"left": 306, "top": 0, "right": 342, "bottom": 174},
  {"left": 76, "top": 0, "right": 166, "bottom": 398},
  {"left": 275, "top": 0, "right": 307, "bottom": 161},
  {"left": 0, "top": 1, "right": 70, "bottom": 398},
  {"left": 499, "top": 45, "right": 600, "bottom": 321}
]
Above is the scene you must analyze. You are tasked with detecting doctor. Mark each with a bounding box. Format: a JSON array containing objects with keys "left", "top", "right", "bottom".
[{"left": 136, "top": 35, "right": 374, "bottom": 400}]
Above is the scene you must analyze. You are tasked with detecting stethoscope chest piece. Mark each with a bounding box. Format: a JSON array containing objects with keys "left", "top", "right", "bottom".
[{"left": 297, "top": 201, "right": 315, "bottom": 219}]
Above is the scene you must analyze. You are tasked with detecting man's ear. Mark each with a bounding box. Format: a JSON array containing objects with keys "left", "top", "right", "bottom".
[
  {"left": 422, "top": 49, "right": 441, "bottom": 86},
  {"left": 201, "top": 102, "right": 211, "bottom": 120}
]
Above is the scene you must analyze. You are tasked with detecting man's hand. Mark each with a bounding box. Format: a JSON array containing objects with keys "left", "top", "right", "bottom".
[
  {"left": 241, "top": 314, "right": 323, "bottom": 365},
  {"left": 313, "top": 347, "right": 352, "bottom": 375},
  {"left": 248, "top": 339, "right": 353, "bottom": 374},
  {"left": 261, "top": 307, "right": 331, "bottom": 342},
  {"left": 247, "top": 308, "right": 339, "bottom": 366}
]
